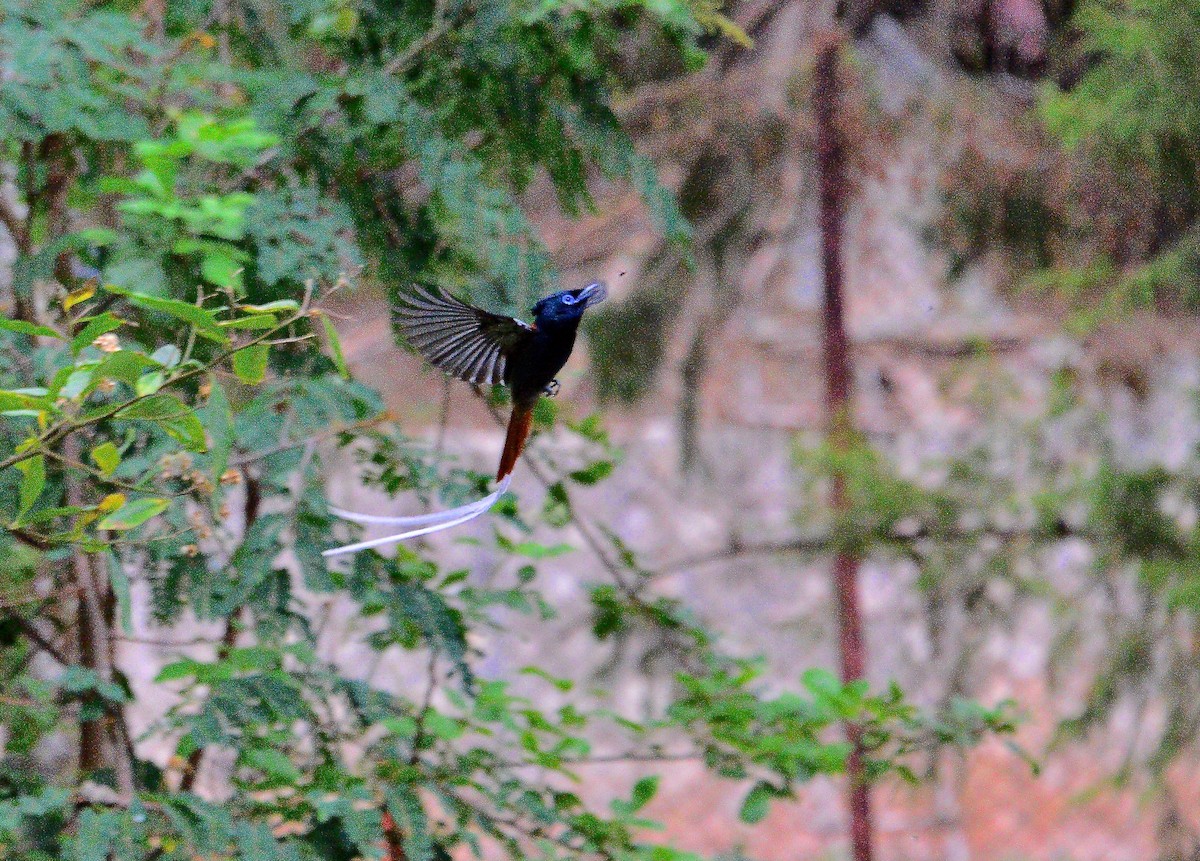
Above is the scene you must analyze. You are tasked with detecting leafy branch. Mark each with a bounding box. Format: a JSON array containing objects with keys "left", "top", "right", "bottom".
[{"left": 0, "top": 302, "right": 317, "bottom": 472}]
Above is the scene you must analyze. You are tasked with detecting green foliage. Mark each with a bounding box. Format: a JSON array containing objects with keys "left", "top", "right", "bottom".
[
  {"left": 1032, "top": 6, "right": 1200, "bottom": 786},
  {"left": 1033, "top": 0, "right": 1200, "bottom": 314},
  {"left": 1040, "top": 1, "right": 1200, "bottom": 183}
]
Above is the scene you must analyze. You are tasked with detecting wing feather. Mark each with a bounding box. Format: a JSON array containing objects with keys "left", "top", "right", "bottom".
[
  {"left": 454, "top": 338, "right": 490, "bottom": 377},
  {"left": 465, "top": 339, "right": 498, "bottom": 383},
  {"left": 480, "top": 349, "right": 500, "bottom": 386},
  {"left": 394, "top": 286, "right": 533, "bottom": 387},
  {"left": 426, "top": 329, "right": 478, "bottom": 362}
]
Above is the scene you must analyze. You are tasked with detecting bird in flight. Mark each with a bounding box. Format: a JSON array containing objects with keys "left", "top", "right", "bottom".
[{"left": 324, "top": 282, "right": 607, "bottom": 557}]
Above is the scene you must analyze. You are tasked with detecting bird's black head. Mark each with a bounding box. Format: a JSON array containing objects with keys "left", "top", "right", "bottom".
[{"left": 532, "top": 282, "right": 608, "bottom": 326}]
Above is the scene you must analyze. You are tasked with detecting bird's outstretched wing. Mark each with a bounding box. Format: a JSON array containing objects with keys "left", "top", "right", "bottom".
[{"left": 394, "top": 285, "right": 534, "bottom": 386}]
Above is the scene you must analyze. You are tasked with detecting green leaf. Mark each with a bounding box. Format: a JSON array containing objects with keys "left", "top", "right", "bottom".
[
  {"left": 386, "top": 786, "right": 434, "bottom": 861},
  {"left": 630, "top": 775, "right": 659, "bottom": 812},
  {"left": 151, "top": 344, "right": 182, "bottom": 368},
  {"left": 58, "top": 666, "right": 127, "bottom": 702},
  {"left": 0, "top": 316, "right": 61, "bottom": 339},
  {"left": 94, "top": 350, "right": 159, "bottom": 385},
  {"left": 104, "top": 258, "right": 167, "bottom": 296},
  {"left": 71, "top": 312, "right": 124, "bottom": 354},
  {"left": 801, "top": 667, "right": 842, "bottom": 699},
  {"left": 739, "top": 782, "right": 774, "bottom": 824},
  {"left": 60, "top": 369, "right": 94, "bottom": 401},
  {"left": 107, "top": 552, "right": 133, "bottom": 634},
  {"left": 320, "top": 314, "right": 349, "bottom": 378},
  {"left": 15, "top": 455, "right": 45, "bottom": 519},
  {"left": 243, "top": 746, "right": 302, "bottom": 782},
  {"left": 0, "top": 390, "right": 48, "bottom": 413},
  {"left": 382, "top": 716, "right": 419, "bottom": 738},
  {"left": 135, "top": 370, "right": 165, "bottom": 396},
  {"left": 90, "top": 442, "right": 120, "bottom": 476},
  {"left": 155, "top": 660, "right": 204, "bottom": 683},
  {"left": 385, "top": 580, "right": 473, "bottom": 687},
  {"left": 63, "top": 283, "right": 97, "bottom": 312},
  {"left": 533, "top": 395, "right": 558, "bottom": 429},
  {"left": 524, "top": 541, "right": 574, "bottom": 559},
  {"left": 235, "top": 822, "right": 286, "bottom": 861},
  {"left": 200, "top": 251, "right": 243, "bottom": 288},
  {"left": 96, "top": 497, "right": 168, "bottom": 530},
  {"left": 115, "top": 394, "right": 207, "bottom": 452},
  {"left": 104, "top": 284, "right": 228, "bottom": 344},
  {"left": 239, "top": 299, "right": 299, "bottom": 313},
  {"left": 423, "top": 712, "right": 465, "bottom": 740},
  {"left": 569, "top": 460, "right": 615, "bottom": 485},
  {"left": 232, "top": 343, "right": 269, "bottom": 384},
  {"left": 220, "top": 313, "right": 276, "bottom": 330},
  {"left": 245, "top": 185, "right": 362, "bottom": 286},
  {"left": 204, "top": 377, "right": 233, "bottom": 491},
  {"left": 74, "top": 807, "right": 122, "bottom": 861}
]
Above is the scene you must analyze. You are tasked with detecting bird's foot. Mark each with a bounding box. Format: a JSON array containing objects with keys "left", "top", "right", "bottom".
[{"left": 542, "top": 379, "right": 561, "bottom": 398}]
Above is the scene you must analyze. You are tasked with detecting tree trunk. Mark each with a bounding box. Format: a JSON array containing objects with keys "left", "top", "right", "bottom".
[
  {"left": 65, "top": 436, "right": 111, "bottom": 777},
  {"left": 815, "top": 33, "right": 874, "bottom": 861}
]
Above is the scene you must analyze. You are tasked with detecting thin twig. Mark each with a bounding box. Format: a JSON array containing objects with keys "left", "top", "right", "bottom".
[
  {"left": 21, "top": 141, "right": 35, "bottom": 247},
  {"left": 409, "top": 650, "right": 440, "bottom": 765},
  {"left": 657, "top": 524, "right": 1096, "bottom": 574},
  {"left": 180, "top": 610, "right": 241, "bottom": 793},
  {"left": 815, "top": 35, "right": 872, "bottom": 861},
  {"left": 384, "top": 0, "right": 452, "bottom": 75},
  {"left": 472, "top": 391, "right": 638, "bottom": 596},
  {"left": 265, "top": 333, "right": 316, "bottom": 346},
  {"left": 111, "top": 710, "right": 139, "bottom": 796},
  {"left": 15, "top": 617, "right": 71, "bottom": 666},
  {"left": 180, "top": 286, "right": 204, "bottom": 366},
  {"left": 496, "top": 750, "right": 702, "bottom": 768},
  {"left": 40, "top": 448, "right": 166, "bottom": 495},
  {"left": 0, "top": 694, "right": 40, "bottom": 708},
  {"left": 10, "top": 526, "right": 52, "bottom": 551},
  {"left": 65, "top": 435, "right": 128, "bottom": 786},
  {"left": 0, "top": 583, "right": 85, "bottom": 611},
  {"left": 0, "top": 308, "right": 314, "bottom": 473},
  {"left": 435, "top": 375, "right": 452, "bottom": 455},
  {"left": 113, "top": 634, "right": 216, "bottom": 648},
  {"left": 0, "top": 193, "right": 27, "bottom": 251}
]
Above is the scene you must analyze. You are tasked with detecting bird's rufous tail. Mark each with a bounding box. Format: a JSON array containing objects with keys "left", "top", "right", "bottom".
[{"left": 497, "top": 404, "right": 534, "bottom": 481}]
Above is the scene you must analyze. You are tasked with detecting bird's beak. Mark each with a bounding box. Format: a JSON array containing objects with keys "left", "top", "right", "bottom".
[{"left": 578, "top": 282, "right": 608, "bottom": 307}]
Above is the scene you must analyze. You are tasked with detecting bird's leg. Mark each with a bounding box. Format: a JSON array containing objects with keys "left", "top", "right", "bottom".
[{"left": 542, "top": 379, "right": 561, "bottom": 398}]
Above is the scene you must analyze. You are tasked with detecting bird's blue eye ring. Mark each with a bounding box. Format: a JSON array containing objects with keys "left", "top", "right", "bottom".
[{"left": 561, "top": 294, "right": 577, "bottom": 305}]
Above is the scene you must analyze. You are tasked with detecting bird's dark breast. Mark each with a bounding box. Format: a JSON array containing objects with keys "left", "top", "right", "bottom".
[{"left": 506, "top": 325, "right": 578, "bottom": 405}]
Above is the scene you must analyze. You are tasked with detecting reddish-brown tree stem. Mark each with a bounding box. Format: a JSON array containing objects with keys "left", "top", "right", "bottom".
[
  {"left": 815, "top": 33, "right": 873, "bottom": 861},
  {"left": 74, "top": 554, "right": 105, "bottom": 774},
  {"left": 381, "top": 810, "right": 409, "bottom": 861}
]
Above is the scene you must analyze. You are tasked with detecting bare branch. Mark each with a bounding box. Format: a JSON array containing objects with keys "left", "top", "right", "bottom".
[
  {"left": 472, "top": 389, "right": 641, "bottom": 598},
  {"left": 409, "top": 651, "right": 440, "bottom": 765},
  {"left": 15, "top": 618, "right": 71, "bottom": 666},
  {"left": 384, "top": 0, "right": 452, "bottom": 75},
  {"left": 0, "top": 193, "right": 27, "bottom": 252}
]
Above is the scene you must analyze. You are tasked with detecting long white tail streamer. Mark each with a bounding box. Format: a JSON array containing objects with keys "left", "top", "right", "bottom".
[
  {"left": 322, "top": 475, "right": 512, "bottom": 558},
  {"left": 327, "top": 506, "right": 472, "bottom": 527}
]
